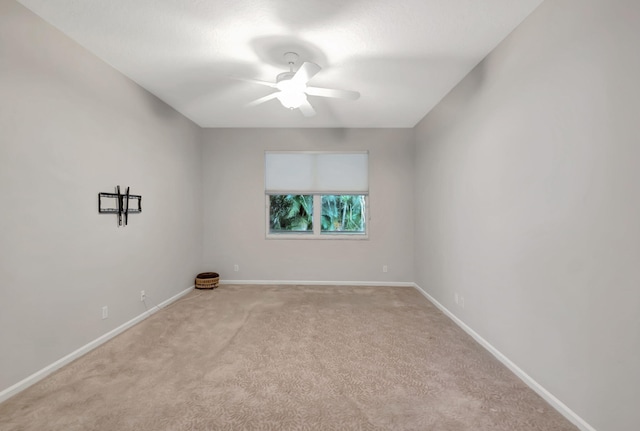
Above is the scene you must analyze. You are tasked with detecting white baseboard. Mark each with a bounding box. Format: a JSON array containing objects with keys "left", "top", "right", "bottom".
[
  {"left": 0, "top": 285, "right": 194, "bottom": 404},
  {"left": 220, "top": 279, "right": 415, "bottom": 287},
  {"left": 411, "top": 283, "right": 597, "bottom": 431}
]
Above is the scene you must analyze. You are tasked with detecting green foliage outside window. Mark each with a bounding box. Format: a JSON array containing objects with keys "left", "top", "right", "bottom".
[
  {"left": 269, "top": 194, "right": 366, "bottom": 234},
  {"left": 321, "top": 195, "right": 365, "bottom": 232},
  {"left": 269, "top": 195, "right": 313, "bottom": 232}
]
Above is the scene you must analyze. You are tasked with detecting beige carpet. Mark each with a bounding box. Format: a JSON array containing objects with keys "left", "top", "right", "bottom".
[{"left": 0, "top": 285, "right": 577, "bottom": 431}]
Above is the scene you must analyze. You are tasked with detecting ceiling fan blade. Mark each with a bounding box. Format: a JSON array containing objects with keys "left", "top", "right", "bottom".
[
  {"left": 305, "top": 86, "right": 361, "bottom": 100},
  {"left": 246, "top": 92, "right": 279, "bottom": 107},
  {"left": 298, "top": 99, "right": 316, "bottom": 117},
  {"left": 291, "top": 62, "right": 321, "bottom": 85},
  {"left": 232, "top": 77, "right": 278, "bottom": 88}
]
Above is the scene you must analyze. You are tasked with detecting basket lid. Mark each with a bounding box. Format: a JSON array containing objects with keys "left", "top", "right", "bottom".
[{"left": 196, "top": 272, "right": 219, "bottom": 279}]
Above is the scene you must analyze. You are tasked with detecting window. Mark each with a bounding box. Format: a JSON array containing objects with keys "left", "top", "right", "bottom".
[
  {"left": 265, "top": 152, "right": 368, "bottom": 239},
  {"left": 269, "top": 194, "right": 313, "bottom": 233},
  {"left": 321, "top": 195, "right": 366, "bottom": 233}
]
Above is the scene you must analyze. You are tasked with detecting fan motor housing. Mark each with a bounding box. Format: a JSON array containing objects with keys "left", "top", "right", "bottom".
[{"left": 276, "top": 72, "right": 295, "bottom": 83}]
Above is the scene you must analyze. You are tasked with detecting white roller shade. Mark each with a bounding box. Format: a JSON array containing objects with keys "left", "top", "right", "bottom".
[{"left": 265, "top": 151, "right": 368, "bottom": 194}]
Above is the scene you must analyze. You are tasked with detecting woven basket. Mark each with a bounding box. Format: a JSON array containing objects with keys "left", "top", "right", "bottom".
[{"left": 195, "top": 272, "right": 219, "bottom": 289}]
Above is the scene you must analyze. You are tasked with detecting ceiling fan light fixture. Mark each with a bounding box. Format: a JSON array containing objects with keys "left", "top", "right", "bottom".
[
  {"left": 242, "top": 52, "right": 358, "bottom": 115},
  {"left": 277, "top": 90, "right": 307, "bottom": 109}
]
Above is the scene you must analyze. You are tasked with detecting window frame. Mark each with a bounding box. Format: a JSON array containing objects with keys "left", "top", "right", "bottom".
[
  {"left": 264, "top": 150, "right": 369, "bottom": 240},
  {"left": 265, "top": 194, "right": 369, "bottom": 240}
]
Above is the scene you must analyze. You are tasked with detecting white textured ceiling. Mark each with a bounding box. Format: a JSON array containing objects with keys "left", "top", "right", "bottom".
[{"left": 17, "top": 0, "right": 543, "bottom": 128}]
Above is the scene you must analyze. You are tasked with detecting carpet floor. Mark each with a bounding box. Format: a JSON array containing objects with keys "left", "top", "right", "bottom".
[{"left": 0, "top": 285, "right": 577, "bottom": 431}]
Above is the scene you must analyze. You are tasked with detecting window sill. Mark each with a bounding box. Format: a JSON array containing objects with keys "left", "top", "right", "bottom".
[{"left": 266, "top": 232, "right": 369, "bottom": 240}]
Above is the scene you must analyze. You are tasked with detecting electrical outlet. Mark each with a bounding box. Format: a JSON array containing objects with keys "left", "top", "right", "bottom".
[
  {"left": 460, "top": 296, "right": 465, "bottom": 309},
  {"left": 140, "top": 290, "right": 146, "bottom": 302},
  {"left": 382, "top": 265, "right": 388, "bottom": 273},
  {"left": 102, "top": 306, "right": 108, "bottom": 320},
  {"left": 454, "top": 293, "right": 459, "bottom": 305},
  {"left": 234, "top": 264, "right": 239, "bottom": 272}
]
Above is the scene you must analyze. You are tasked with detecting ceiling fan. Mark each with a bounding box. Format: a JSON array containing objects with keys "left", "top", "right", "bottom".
[{"left": 238, "top": 52, "right": 360, "bottom": 117}]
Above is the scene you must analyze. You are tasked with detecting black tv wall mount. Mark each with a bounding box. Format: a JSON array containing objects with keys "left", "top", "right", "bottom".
[{"left": 98, "top": 186, "right": 142, "bottom": 226}]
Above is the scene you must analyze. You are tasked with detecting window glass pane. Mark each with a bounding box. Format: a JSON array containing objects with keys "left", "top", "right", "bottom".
[
  {"left": 321, "top": 195, "right": 366, "bottom": 233},
  {"left": 269, "top": 195, "right": 313, "bottom": 232}
]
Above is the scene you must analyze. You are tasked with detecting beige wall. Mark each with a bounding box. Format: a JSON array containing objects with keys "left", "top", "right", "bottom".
[
  {"left": 202, "top": 128, "right": 415, "bottom": 283},
  {"left": 414, "top": 1, "right": 640, "bottom": 430},
  {"left": 0, "top": 1, "right": 203, "bottom": 392}
]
